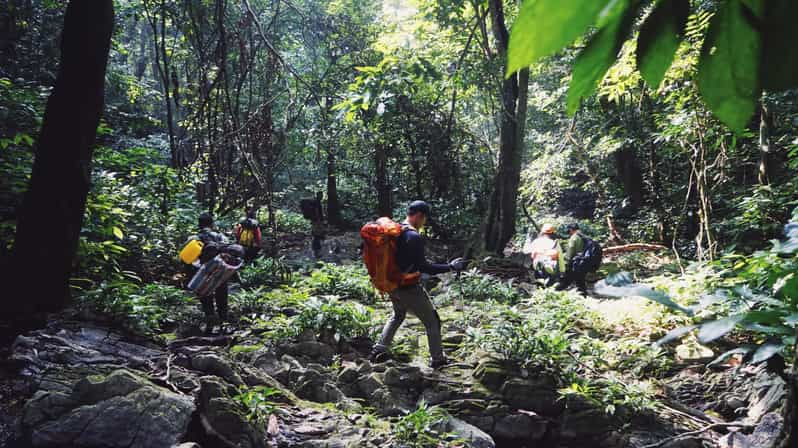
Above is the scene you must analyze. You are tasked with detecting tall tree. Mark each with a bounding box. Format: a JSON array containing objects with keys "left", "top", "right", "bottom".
[
  {"left": 483, "top": 0, "right": 528, "bottom": 254},
  {"left": 10, "top": 0, "right": 114, "bottom": 317}
]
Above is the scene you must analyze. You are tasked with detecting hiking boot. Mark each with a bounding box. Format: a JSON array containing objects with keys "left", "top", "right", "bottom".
[
  {"left": 369, "top": 347, "right": 390, "bottom": 363},
  {"left": 430, "top": 357, "right": 450, "bottom": 369}
]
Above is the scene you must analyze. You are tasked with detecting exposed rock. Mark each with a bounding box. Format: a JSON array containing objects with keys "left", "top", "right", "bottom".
[
  {"left": 197, "top": 376, "right": 267, "bottom": 448},
  {"left": 190, "top": 352, "right": 245, "bottom": 386},
  {"left": 23, "top": 369, "right": 194, "bottom": 448},
  {"left": 493, "top": 413, "right": 548, "bottom": 441},
  {"left": 283, "top": 341, "right": 335, "bottom": 365},
  {"left": 383, "top": 365, "right": 422, "bottom": 388},
  {"left": 446, "top": 417, "right": 495, "bottom": 448},
  {"left": 473, "top": 358, "right": 510, "bottom": 391},
  {"left": 500, "top": 377, "right": 563, "bottom": 416},
  {"left": 675, "top": 342, "right": 714, "bottom": 363},
  {"left": 356, "top": 373, "right": 384, "bottom": 398}
]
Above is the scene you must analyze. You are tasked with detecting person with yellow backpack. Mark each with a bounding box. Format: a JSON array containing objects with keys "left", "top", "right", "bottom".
[
  {"left": 362, "top": 201, "right": 467, "bottom": 369},
  {"left": 235, "top": 209, "right": 262, "bottom": 262}
]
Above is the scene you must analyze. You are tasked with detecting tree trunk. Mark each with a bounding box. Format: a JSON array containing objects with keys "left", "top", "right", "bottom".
[
  {"left": 9, "top": 0, "right": 114, "bottom": 317},
  {"left": 375, "top": 143, "right": 391, "bottom": 217},
  {"left": 758, "top": 98, "right": 772, "bottom": 185},
  {"left": 483, "top": 0, "right": 527, "bottom": 254},
  {"left": 326, "top": 147, "right": 342, "bottom": 226}
]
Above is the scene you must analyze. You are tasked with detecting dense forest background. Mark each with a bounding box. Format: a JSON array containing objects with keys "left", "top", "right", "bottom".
[{"left": 2, "top": 0, "right": 798, "bottom": 447}]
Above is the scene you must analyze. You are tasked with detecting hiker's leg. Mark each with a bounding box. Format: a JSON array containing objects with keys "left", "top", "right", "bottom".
[
  {"left": 403, "top": 285, "right": 444, "bottom": 362},
  {"left": 215, "top": 282, "right": 229, "bottom": 322},
  {"left": 375, "top": 296, "right": 407, "bottom": 350},
  {"left": 558, "top": 270, "right": 573, "bottom": 290},
  {"left": 575, "top": 272, "right": 588, "bottom": 293}
]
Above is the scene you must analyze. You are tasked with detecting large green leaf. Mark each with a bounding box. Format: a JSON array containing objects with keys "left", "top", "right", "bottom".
[
  {"left": 697, "top": 314, "right": 745, "bottom": 344},
  {"left": 636, "top": 0, "right": 690, "bottom": 89},
  {"left": 655, "top": 324, "right": 697, "bottom": 345},
  {"left": 507, "top": 0, "right": 612, "bottom": 76},
  {"left": 697, "top": 0, "right": 764, "bottom": 133},
  {"left": 761, "top": 0, "right": 798, "bottom": 91},
  {"left": 566, "top": 0, "right": 638, "bottom": 114},
  {"left": 707, "top": 346, "right": 753, "bottom": 368},
  {"left": 750, "top": 342, "right": 783, "bottom": 364}
]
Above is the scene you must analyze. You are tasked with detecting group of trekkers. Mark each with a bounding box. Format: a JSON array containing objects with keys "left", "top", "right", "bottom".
[
  {"left": 179, "top": 199, "right": 600, "bottom": 370},
  {"left": 528, "top": 222, "right": 602, "bottom": 294}
]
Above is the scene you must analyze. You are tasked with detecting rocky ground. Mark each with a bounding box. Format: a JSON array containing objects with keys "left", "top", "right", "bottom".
[{"left": 0, "top": 233, "right": 789, "bottom": 448}]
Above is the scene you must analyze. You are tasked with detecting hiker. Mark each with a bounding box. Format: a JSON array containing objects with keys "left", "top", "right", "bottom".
[
  {"left": 367, "top": 201, "right": 467, "bottom": 369},
  {"left": 559, "top": 223, "right": 587, "bottom": 293},
  {"left": 186, "top": 212, "right": 230, "bottom": 333},
  {"left": 300, "top": 192, "right": 326, "bottom": 258},
  {"left": 559, "top": 223, "right": 602, "bottom": 294},
  {"left": 235, "top": 208, "right": 262, "bottom": 262},
  {"left": 529, "top": 224, "right": 561, "bottom": 287}
]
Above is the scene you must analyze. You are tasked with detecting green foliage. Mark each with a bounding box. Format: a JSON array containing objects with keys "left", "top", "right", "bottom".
[
  {"left": 233, "top": 385, "right": 284, "bottom": 428},
  {"left": 696, "top": 0, "right": 761, "bottom": 133},
  {"left": 299, "top": 262, "right": 378, "bottom": 304},
  {"left": 507, "top": 0, "right": 798, "bottom": 132},
  {"left": 392, "top": 400, "right": 459, "bottom": 448},
  {"left": 655, "top": 215, "right": 798, "bottom": 365},
  {"left": 560, "top": 376, "right": 657, "bottom": 416},
  {"left": 440, "top": 269, "right": 522, "bottom": 305},
  {"left": 239, "top": 257, "right": 294, "bottom": 289},
  {"left": 636, "top": 0, "right": 690, "bottom": 90},
  {"left": 507, "top": 0, "right": 610, "bottom": 75},
  {"left": 293, "top": 296, "right": 374, "bottom": 342},
  {"left": 74, "top": 281, "right": 193, "bottom": 336}
]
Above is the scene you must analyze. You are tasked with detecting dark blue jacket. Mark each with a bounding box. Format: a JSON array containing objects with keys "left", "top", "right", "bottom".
[{"left": 396, "top": 225, "right": 451, "bottom": 275}]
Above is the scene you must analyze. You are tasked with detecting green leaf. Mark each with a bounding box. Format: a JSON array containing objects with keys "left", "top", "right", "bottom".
[
  {"left": 566, "top": 0, "right": 638, "bottom": 113},
  {"left": 655, "top": 324, "right": 697, "bottom": 345},
  {"left": 112, "top": 226, "right": 124, "bottom": 239},
  {"left": 507, "top": 0, "right": 612, "bottom": 76},
  {"left": 636, "top": 0, "right": 690, "bottom": 89},
  {"left": 761, "top": 0, "right": 798, "bottom": 91},
  {"left": 697, "top": 0, "right": 763, "bottom": 133},
  {"left": 697, "top": 314, "right": 745, "bottom": 344},
  {"left": 750, "top": 342, "right": 783, "bottom": 364}
]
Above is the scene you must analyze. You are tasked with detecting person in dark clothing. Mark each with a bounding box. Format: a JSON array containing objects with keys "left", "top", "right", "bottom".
[
  {"left": 310, "top": 192, "right": 325, "bottom": 258},
  {"left": 187, "top": 212, "right": 230, "bottom": 333},
  {"left": 370, "top": 201, "right": 467, "bottom": 369},
  {"left": 558, "top": 223, "right": 588, "bottom": 294}
]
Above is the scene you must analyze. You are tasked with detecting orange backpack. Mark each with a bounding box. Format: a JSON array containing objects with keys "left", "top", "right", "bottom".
[{"left": 360, "top": 217, "right": 421, "bottom": 293}]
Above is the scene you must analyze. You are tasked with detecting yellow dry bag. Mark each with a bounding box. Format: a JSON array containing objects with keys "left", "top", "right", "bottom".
[{"left": 180, "top": 239, "right": 204, "bottom": 264}]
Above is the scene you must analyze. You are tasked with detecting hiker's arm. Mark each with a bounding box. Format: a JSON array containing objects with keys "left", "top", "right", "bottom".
[{"left": 406, "top": 233, "right": 450, "bottom": 274}]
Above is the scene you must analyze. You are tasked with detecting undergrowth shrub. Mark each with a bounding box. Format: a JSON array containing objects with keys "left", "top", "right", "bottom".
[
  {"left": 75, "top": 281, "right": 194, "bottom": 336},
  {"left": 299, "top": 262, "right": 378, "bottom": 304},
  {"left": 239, "top": 257, "right": 294, "bottom": 288},
  {"left": 438, "top": 269, "right": 521, "bottom": 304},
  {"left": 392, "top": 400, "right": 461, "bottom": 448},
  {"left": 294, "top": 297, "right": 374, "bottom": 343}
]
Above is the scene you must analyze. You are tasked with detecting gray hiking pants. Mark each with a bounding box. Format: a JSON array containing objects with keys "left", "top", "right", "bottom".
[{"left": 376, "top": 284, "right": 444, "bottom": 362}]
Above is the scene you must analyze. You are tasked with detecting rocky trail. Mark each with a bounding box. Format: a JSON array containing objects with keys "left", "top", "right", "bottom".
[{"left": 0, "top": 233, "right": 789, "bottom": 448}]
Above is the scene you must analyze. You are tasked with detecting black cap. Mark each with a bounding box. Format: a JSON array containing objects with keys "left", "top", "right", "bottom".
[
  {"left": 199, "top": 212, "right": 214, "bottom": 228},
  {"left": 408, "top": 200, "right": 431, "bottom": 216},
  {"left": 566, "top": 223, "right": 580, "bottom": 232}
]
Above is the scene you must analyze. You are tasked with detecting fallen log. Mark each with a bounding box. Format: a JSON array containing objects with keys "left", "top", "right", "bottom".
[{"left": 603, "top": 243, "right": 667, "bottom": 255}]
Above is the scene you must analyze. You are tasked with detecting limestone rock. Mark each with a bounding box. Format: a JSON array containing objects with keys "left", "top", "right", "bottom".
[
  {"left": 23, "top": 369, "right": 195, "bottom": 448},
  {"left": 445, "top": 417, "right": 495, "bottom": 448},
  {"left": 197, "top": 376, "right": 267, "bottom": 448},
  {"left": 500, "top": 377, "right": 563, "bottom": 416},
  {"left": 493, "top": 413, "right": 547, "bottom": 441},
  {"left": 191, "top": 352, "right": 244, "bottom": 386}
]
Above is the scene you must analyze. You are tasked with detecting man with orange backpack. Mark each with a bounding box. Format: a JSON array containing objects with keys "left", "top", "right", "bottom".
[{"left": 363, "top": 201, "right": 467, "bottom": 369}]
